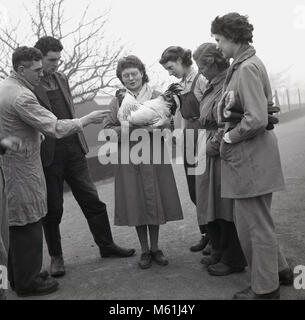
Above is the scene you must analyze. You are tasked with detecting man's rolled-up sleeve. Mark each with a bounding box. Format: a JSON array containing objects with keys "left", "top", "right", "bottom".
[{"left": 13, "top": 92, "right": 83, "bottom": 139}]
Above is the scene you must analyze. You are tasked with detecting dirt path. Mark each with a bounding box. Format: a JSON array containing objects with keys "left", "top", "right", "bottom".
[{"left": 7, "top": 116, "right": 305, "bottom": 300}]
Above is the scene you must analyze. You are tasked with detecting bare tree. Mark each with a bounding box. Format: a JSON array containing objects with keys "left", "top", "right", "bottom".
[
  {"left": 269, "top": 66, "right": 292, "bottom": 90},
  {"left": 0, "top": 0, "right": 125, "bottom": 104}
]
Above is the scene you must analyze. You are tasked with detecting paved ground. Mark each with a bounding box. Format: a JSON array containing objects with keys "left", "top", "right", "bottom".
[{"left": 7, "top": 115, "right": 305, "bottom": 300}]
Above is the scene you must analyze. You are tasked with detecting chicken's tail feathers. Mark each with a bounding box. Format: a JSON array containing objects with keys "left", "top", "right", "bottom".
[{"left": 165, "top": 83, "right": 183, "bottom": 95}]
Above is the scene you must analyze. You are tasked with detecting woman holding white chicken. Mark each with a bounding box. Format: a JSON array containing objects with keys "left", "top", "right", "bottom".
[
  {"left": 159, "top": 47, "right": 210, "bottom": 253},
  {"left": 103, "top": 55, "right": 183, "bottom": 269}
]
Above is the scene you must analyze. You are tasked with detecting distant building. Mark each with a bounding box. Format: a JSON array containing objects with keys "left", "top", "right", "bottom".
[{"left": 75, "top": 95, "right": 113, "bottom": 150}]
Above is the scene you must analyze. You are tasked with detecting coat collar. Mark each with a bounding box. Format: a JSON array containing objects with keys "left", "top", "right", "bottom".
[
  {"left": 10, "top": 70, "right": 35, "bottom": 92},
  {"left": 210, "top": 69, "right": 227, "bottom": 87},
  {"left": 202, "top": 69, "right": 227, "bottom": 100},
  {"left": 181, "top": 67, "right": 197, "bottom": 84},
  {"left": 34, "top": 72, "right": 74, "bottom": 116},
  {"left": 224, "top": 45, "right": 256, "bottom": 88}
]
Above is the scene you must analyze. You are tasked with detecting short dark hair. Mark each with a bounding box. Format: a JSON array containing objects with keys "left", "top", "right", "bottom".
[
  {"left": 12, "top": 46, "right": 43, "bottom": 72},
  {"left": 159, "top": 46, "right": 193, "bottom": 67},
  {"left": 34, "top": 36, "right": 63, "bottom": 56},
  {"left": 193, "top": 43, "right": 230, "bottom": 71},
  {"left": 116, "top": 55, "right": 149, "bottom": 85},
  {"left": 211, "top": 12, "right": 254, "bottom": 44}
]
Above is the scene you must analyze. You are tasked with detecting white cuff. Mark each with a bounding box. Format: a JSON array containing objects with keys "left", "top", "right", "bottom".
[{"left": 223, "top": 132, "right": 232, "bottom": 144}]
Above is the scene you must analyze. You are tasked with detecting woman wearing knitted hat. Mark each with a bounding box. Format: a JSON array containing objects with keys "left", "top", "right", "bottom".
[{"left": 193, "top": 43, "right": 247, "bottom": 276}]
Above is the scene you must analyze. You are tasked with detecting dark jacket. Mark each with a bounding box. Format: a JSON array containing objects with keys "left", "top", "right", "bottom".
[{"left": 34, "top": 72, "right": 89, "bottom": 167}]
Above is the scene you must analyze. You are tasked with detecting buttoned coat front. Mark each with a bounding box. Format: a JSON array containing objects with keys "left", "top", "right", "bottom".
[
  {"left": 221, "top": 46, "right": 285, "bottom": 198},
  {"left": 0, "top": 73, "right": 83, "bottom": 226}
]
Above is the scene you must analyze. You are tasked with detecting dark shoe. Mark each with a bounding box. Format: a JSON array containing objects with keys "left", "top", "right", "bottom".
[
  {"left": 202, "top": 242, "right": 212, "bottom": 256},
  {"left": 39, "top": 270, "right": 50, "bottom": 281},
  {"left": 190, "top": 235, "right": 209, "bottom": 252},
  {"left": 233, "top": 286, "right": 280, "bottom": 300},
  {"left": 0, "top": 289, "right": 7, "bottom": 300},
  {"left": 17, "top": 277, "right": 59, "bottom": 297},
  {"left": 50, "top": 255, "right": 66, "bottom": 278},
  {"left": 279, "top": 268, "right": 294, "bottom": 286},
  {"left": 207, "top": 262, "right": 245, "bottom": 276},
  {"left": 138, "top": 252, "right": 152, "bottom": 269},
  {"left": 151, "top": 250, "right": 169, "bottom": 266},
  {"left": 200, "top": 252, "right": 221, "bottom": 266},
  {"left": 100, "top": 244, "right": 136, "bottom": 258}
]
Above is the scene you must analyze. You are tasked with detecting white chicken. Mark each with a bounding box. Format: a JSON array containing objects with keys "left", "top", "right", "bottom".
[{"left": 117, "top": 84, "right": 182, "bottom": 128}]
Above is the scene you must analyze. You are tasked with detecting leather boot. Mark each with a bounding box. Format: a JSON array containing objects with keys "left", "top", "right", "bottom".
[{"left": 190, "top": 234, "right": 210, "bottom": 252}]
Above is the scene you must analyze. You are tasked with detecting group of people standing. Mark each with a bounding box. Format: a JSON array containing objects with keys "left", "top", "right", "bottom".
[
  {"left": 0, "top": 12, "right": 294, "bottom": 300},
  {"left": 104, "top": 12, "right": 294, "bottom": 300}
]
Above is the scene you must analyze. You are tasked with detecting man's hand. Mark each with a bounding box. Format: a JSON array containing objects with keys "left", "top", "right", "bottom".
[
  {"left": 80, "top": 110, "right": 112, "bottom": 127},
  {"left": 1, "top": 136, "right": 23, "bottom": 152}
]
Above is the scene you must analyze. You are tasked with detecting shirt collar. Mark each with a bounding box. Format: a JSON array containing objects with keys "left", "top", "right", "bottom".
[{"left": 182, "top": 67, "right": 197, "bottom": 84}]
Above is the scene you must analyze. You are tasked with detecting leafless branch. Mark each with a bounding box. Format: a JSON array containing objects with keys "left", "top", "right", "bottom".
[{"left": 0, "top": 0, "right": 126, "bottom": 104}]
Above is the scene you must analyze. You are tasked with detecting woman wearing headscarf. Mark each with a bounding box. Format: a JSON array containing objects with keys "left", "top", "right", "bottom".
[
  {"left": 103, "top": 55, "right": 183, "bottom": 269},
  {"left": 159, "top": 47, "right": 210, "bottom": 253},
  {"left": 192, "top": 43, "right": 247, "bottom": 276},
  {"left": 211, "top": 12, "right": 293, "bottom": 299}
]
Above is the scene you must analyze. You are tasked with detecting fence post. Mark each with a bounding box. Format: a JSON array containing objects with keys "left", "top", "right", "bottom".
[
  {"left": 286, "top": 89, "right": 291, "bottom": 111},
  {"left": 274, "top": 89, "right": 280, "bottom": 112},
  {"left": 297, "top": 88, "right": 302, "bottom": 108}
]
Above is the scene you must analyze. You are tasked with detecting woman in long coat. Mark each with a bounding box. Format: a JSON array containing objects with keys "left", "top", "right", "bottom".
[
  {"left": 193, "top": 43, "right": 247, "bottom": 275},
  {"left": 103, "top": 55, "right": 183, "bottom": 269},
  {"left": 211, "top": 13, "right": 293, "bottom": 299}
]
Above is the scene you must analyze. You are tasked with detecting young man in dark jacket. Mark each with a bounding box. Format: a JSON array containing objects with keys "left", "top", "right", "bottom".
[{"left": 34, "top": 37, "right": 135, "bottom": 278}]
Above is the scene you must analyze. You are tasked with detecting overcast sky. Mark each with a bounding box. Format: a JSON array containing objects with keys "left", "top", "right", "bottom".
[{"left": 1, "top": 0, "right": 305, "bottom": 87}]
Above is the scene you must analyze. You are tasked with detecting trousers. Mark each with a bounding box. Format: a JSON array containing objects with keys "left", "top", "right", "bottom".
[
  {"left": 43, "top": 139, "right": 113, "bottom": 256},
  {"left": 234, "top": 193, "right": 289, "bottom": 294}
]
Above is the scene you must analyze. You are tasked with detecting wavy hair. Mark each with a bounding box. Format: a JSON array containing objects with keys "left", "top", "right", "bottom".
[
  {"left": 116, "top": 55, "right": 149, "bottom": 85},
  {"left": 159, "top": 46, "right": 193, "bottom": 67},
  {"left": 211, "top": 12, "right": 254, "bottom": 44},
  {"left": 193, "top": 43, "right": 230, "bottom": 71}
]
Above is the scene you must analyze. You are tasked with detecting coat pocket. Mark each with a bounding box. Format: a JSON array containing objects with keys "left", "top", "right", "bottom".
[{"left": 220, "top": 140, "right": 242, "bottom": 162}]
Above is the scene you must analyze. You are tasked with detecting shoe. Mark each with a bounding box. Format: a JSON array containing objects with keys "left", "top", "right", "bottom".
[
  {"left": 50, "top": 255, "right": 66, "bottom": 278},
  {"left": 16, "top": 277, "right": 59, "bottom": 297},
  {"left": 39, "top": 271, "right": 50, "bottom": 280},
  {"left": 233, "top": 286, "right": 280, "bottom": 300},
  {"left": 279, "top": 268, "right": 294, "bottom": 286},
  {"left": 190, "top": 235, "right": 209, "bottom": 252},
  {"left": 100, "top": 244, "right": 136, "bottom": 258},
  {"left": 138, "top": 252, "right": 152, "bottom": 269},
  {"left": 202, "top": 242, "right": 212, "bottom": 256},
  {"left": 207, "top": 262, "right": 245, "bottom": 276},
  {"left": 0, "top": 289, "right": 6, "bottom": 300},
  {"left": 200, "top": 252, "right": 221, "bottom": 266},
  {"left": 151, "top": 250, "right": 169, "bottom": 266}
]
